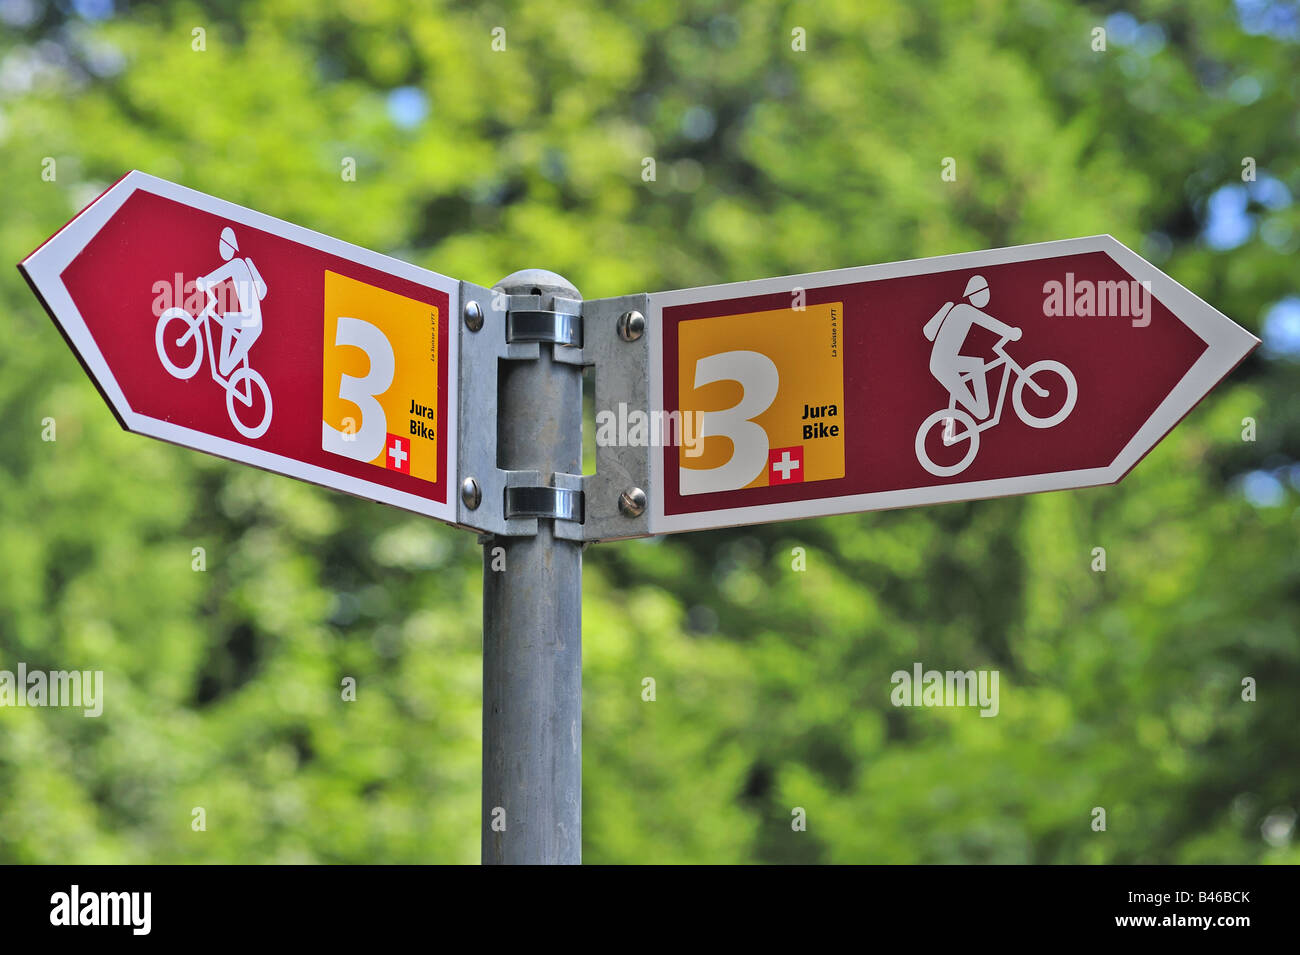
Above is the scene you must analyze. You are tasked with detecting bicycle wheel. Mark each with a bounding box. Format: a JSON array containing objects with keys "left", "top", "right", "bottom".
[
  {"left": 915, "top": 407, "right": 980, "bottom": 477},
  {"left": 1013, "top": 360, "right": 1077, "bottom": 429},
  {"left": 225, "top": 366, "right": 273, "bottom": 439},
  {"left": 155, "top": 307, "right": 203, "bottom": 379}
]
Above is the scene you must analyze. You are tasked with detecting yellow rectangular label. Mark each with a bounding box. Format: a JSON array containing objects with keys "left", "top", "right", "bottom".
[
  {"left": 678, "top": 303, "right": 845, "bottom": 493},
  {"left": 321, "top": 271, "right": 439, "bottom": 482}
]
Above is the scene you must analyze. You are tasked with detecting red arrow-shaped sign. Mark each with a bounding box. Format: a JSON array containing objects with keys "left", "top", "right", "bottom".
[
  {"left": 646, "top": 236, "right": 1260, "bottom": 533},
  {"left": 19, "top": 171, "right": 460, "bottom": 523},
  {"left": 19, "top": 175, "right": 1260, "bottom": 538}
]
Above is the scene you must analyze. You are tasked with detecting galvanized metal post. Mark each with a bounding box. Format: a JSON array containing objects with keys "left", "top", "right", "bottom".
[{"left": 481, "top": 270, "right": 584, "bottom": 864}]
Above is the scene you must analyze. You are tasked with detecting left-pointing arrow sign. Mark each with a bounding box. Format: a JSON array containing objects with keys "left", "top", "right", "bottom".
[{"left": 19, "top": 171, "right": 460, "bottom": 523}]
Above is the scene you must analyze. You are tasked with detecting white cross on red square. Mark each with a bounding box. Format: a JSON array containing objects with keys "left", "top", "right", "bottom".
[
  {"left": 385, "top": 433, "right": 410, "bottom": 474},
  {"left": 768, "top": 445, "right": 804, "bottom": 485}
]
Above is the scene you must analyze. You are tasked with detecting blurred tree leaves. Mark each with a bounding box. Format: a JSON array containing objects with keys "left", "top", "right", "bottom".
[{"left": 0, "top": 0, "right": 1296, "bottom": 863}]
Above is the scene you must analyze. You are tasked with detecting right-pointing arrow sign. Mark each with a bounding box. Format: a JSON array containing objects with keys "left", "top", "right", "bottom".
[{"left": 646, "top": 235, "right": 1260, "bottom": 534}]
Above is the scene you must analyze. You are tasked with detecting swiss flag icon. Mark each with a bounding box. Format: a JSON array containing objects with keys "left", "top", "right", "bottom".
[
  {"left": 384, "top": 433, "right": 411, "bottom": 474},
  {"left": 768, "top": 446, "right": 804, "bottom": 485}
]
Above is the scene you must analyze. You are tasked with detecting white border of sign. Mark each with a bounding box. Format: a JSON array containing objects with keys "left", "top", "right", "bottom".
[
  {"left": 647, "top": 235, "right": 1259, "bottom": 535},
  {"left": 20, "top": 170, "right": 460, "bottom": 524}
]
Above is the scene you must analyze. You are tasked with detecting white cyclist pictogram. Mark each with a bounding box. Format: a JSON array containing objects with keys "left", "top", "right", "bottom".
[
  {"left": 154, "top": 226, "right": 273, "bottom": 439},
  {"left": 915, "top": 274, "right": 1078, "bottom": 478}
]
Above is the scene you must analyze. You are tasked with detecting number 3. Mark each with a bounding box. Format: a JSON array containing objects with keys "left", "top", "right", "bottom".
[
  {"left": 679, "top": 350, "right": 778, "bottom": 495},
  {"left": 322, "top": 316, "right": 395, "bottom": 462}
]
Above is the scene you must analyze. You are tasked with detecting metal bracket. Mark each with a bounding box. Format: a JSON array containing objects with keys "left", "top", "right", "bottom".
[
  {"left": 457, "top": 280, "right": 588, "bottom": 537},
  {"left": 575, "top": 292, "right": 653, "bottom": 542},
  {"left": 455, "top": 278, "right": 651, "bottom": 542}
]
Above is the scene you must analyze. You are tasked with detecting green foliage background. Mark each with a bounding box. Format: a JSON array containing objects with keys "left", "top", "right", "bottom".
[{"left": 1, "top": 0, "right": 1297, "bottom": 863}]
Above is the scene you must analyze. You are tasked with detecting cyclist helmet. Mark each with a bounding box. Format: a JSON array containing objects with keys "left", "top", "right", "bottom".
[
  {"left": 219, "top": 227, "right": 239, "bottom": 261},
  {"left": 963, "top": 274, "right": 989, "bottom": 308}
]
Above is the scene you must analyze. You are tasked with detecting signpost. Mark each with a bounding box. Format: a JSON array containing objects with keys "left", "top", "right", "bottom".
[{"left": 19, "top": 174, "right": 1258, "bottom": 865}]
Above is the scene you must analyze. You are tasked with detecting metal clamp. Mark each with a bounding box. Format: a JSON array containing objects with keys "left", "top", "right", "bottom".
[
  {"left": 504, "top": 485, "right": 584, "bottom": 523},
  {"left": 506, "top": 310, "right": 582, "bottom": 349}
]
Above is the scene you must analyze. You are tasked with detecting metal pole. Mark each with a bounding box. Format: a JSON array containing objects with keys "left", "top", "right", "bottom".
[{"left": 482, "top": 271, "right": 583, "bottom": 864}]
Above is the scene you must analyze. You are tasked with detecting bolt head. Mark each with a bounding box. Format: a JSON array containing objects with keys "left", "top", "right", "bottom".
[
  {"left": 617, "top": 310, "right": 645, "bottom": 342},
  {"left": 461, "top": 477, "right": 482, "bottom": 510},
  {"left": 618, "top": 487, "right": 647, "bottom": 518},
  {"left": 464, "top": 301, "right": 484, "bottom": 332}
]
